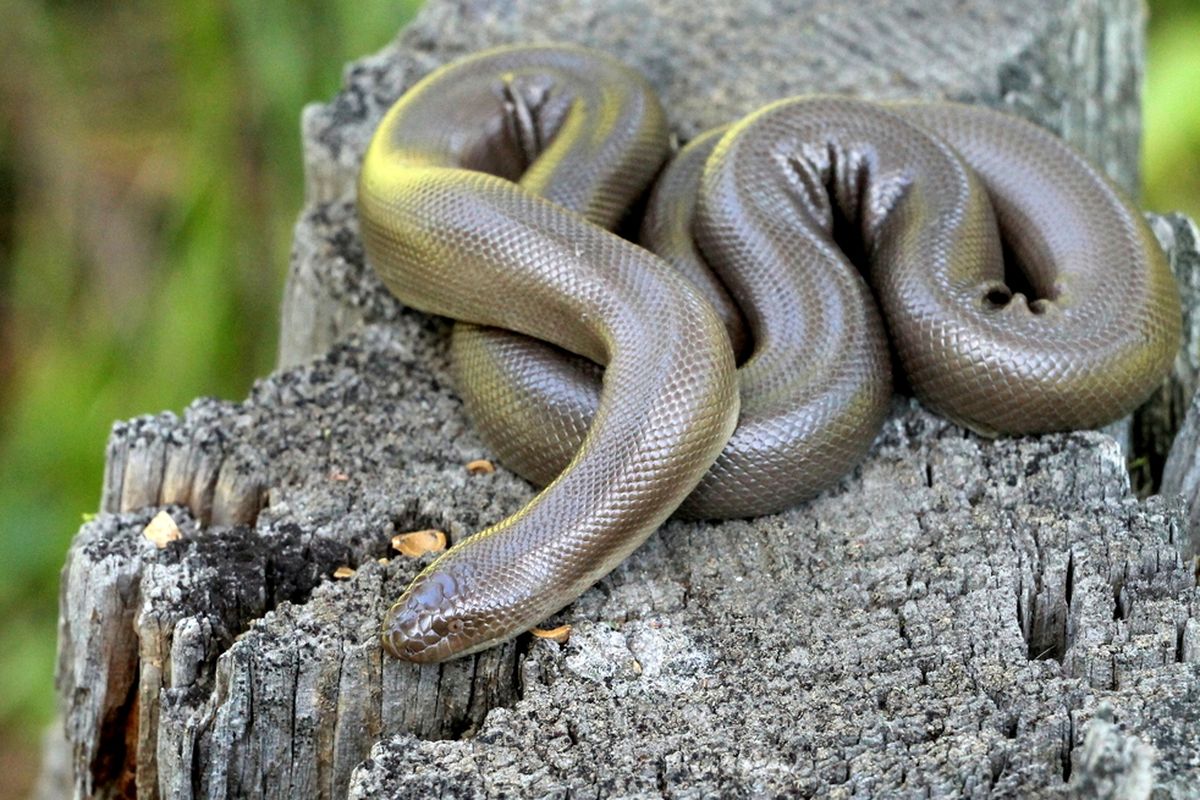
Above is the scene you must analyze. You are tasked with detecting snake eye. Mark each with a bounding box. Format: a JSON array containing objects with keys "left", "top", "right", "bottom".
[{"left": 447, "top": 618, "right": 465, "bottom": 635}]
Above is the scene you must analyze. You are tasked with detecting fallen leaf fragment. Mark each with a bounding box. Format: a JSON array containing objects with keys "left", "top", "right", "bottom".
[
  {"left": 392, "top": 529, "right": 448, "bottom": 557},
  {"left": 531, "top": 624, "right": 572, "bottom": 644},
  {"left": 143, "top": 510, "right": 182, "bottom": 549},
  {"left": 333, "top": 566, "right": 355, "bottom": 579},
  {"left": 465, "top": 459, "right": 495, "bottom": 475}
]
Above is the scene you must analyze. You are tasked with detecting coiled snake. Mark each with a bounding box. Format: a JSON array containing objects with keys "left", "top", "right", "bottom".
[{"left": 356, "top": 44, "right": 1180, "bottom": 663}]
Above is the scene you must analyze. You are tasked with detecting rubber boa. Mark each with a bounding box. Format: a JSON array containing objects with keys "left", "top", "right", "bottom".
[{"left": 357, "top": 45, "right": 1180, "bottom": 662}]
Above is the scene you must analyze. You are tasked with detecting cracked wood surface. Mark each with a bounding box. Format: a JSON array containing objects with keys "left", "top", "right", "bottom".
[{"left": 47, "top": 0, "right": 1200, "bottom": 798}]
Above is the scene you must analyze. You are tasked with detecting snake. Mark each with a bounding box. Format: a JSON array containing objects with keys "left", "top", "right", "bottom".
[{"left": 357, "top": 44, "right": 1181, "bottom": 663}]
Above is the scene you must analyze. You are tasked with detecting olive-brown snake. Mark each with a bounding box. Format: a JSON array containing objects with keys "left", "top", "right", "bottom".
[{"left": 357, "top": 45, "right": 1180, "bottom": 662}]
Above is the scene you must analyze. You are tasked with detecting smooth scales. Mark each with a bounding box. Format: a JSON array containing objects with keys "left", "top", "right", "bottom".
[{"left": 357, "top": 45, "right": 1180, "bottom": 662}]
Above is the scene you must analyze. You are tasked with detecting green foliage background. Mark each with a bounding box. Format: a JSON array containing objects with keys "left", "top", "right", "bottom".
[{"left": 0, "top": 0, "right": 1194, "bottom": 790}]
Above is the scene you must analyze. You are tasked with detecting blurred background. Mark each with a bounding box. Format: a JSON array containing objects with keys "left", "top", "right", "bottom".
[{"left": 0, "top": 0, "right": 1195, "bottom": 795}]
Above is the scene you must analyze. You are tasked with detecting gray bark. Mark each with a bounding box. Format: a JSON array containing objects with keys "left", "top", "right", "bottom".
[
  {"left": 1158, "top": 215, "right": 1200, "bottom": 553},
  {"left": 1137, "top": 213, "right": 1200, "bottom": 494},
  {"left": 49, "top": 0, "right": 1200, "bottom": 798}
]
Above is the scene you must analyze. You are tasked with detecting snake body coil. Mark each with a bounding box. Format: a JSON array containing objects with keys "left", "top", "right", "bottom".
[{"left": 358, "top": 45, "right": 1181, "bottom": 663}]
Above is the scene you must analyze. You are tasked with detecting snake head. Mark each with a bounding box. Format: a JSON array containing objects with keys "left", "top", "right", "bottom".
[{"left": 381, "top": 563, "right": 511, "bottom": 663}]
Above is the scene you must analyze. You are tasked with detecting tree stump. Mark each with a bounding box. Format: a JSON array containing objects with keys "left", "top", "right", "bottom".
[{"left": 50, "top": 0, "right": 1200, "bottom": 797}]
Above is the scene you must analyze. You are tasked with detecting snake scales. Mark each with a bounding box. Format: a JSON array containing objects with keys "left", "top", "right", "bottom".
[{"left": 356, "top": 44, "right": 1180, "bottom": 663}]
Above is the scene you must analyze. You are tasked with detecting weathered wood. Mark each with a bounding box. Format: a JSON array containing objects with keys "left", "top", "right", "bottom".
[
  {"left": 1158, "top": 215, "right": 1200, "bottom": 555},
  {"left": 1137, "top": 213, "right": 1200, "bottom": 493},
  {"left": 49, "top": 0, "right": 1200, "bottom": 797}
]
